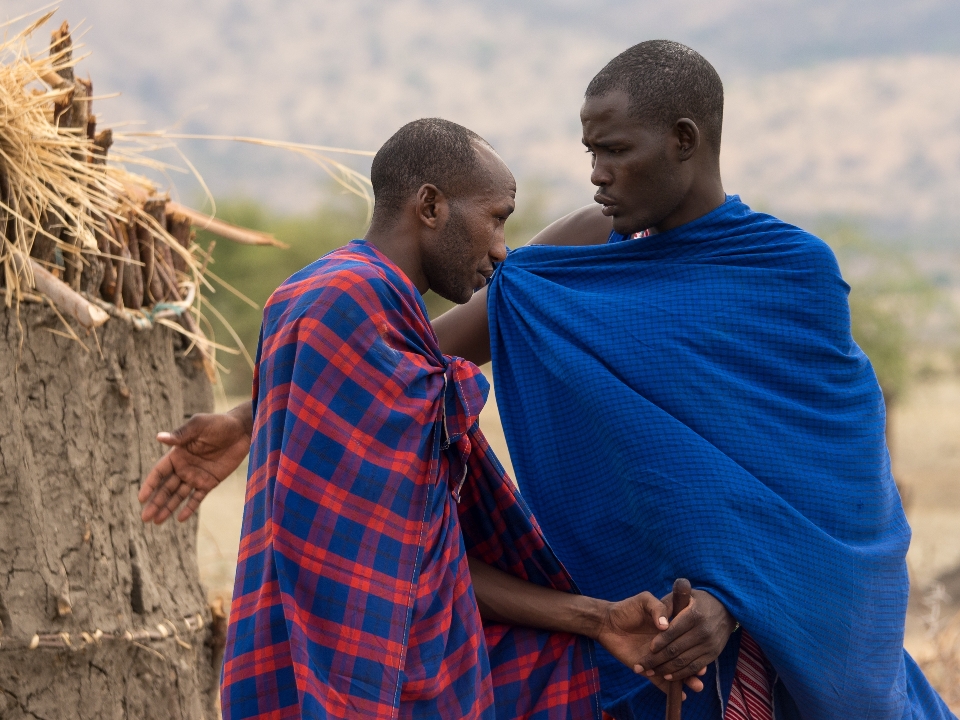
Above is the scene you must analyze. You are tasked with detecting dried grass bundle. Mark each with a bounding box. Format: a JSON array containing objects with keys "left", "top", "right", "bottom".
[
  {"left": 0, "top": 12, "right": 111, "bottom": 299},
  {"left": 0, "top": 9, "right": 372, "bottom": 382}
]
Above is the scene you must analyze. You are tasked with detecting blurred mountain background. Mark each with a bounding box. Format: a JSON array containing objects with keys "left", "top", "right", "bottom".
[{"left": 5, "top": 0, "right": 959, "bottom": 235}]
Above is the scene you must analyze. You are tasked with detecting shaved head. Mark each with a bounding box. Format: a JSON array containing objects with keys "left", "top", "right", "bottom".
[
  {"left": 365, "top": 118, "right": 514, "bottom": 305},
  {"left": 370, "top": 118, "right": 494, "bottom": 218},
  {"left": 585, "top": 40, "right": 724, "bottom": 153}
]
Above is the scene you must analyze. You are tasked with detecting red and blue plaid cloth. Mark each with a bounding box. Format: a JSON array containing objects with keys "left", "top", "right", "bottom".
[{"left": 221, "top": 240, "right": 601, "bottom": 720}]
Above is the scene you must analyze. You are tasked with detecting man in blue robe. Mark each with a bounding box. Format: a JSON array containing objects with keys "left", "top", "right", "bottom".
[{"left": 141, "top": 41, "right": 955, "bottom": 720}]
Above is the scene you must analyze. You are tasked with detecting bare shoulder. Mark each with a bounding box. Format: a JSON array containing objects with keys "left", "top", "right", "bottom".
[{"left": 527, "top": 204, "right": 612, "bottom": 247}]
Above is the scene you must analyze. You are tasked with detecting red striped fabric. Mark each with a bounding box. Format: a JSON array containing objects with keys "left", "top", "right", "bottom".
[{"left": 724, "top": 631, "right": 773, "bottom": 720}]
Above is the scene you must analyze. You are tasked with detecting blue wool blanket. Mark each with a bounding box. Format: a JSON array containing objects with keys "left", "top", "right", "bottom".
[{"left": 488, "top": 197, "right": 954, "bottom": 719}]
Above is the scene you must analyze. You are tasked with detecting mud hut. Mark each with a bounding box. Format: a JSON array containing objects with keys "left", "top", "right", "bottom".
[{"left": 0, "top": 15, "right": 282, "bottom": 718}]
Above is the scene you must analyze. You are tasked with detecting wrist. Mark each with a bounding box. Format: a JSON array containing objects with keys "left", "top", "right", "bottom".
[
  {"left": 574, "top": 596, "right": 610, "bottom": 641},
  {"left": 696, "top": 589, "right": 736, "bottom": 638},
  {"left": 227, "top": 402, "right": 254, "bottom": 439},
  {"left": 714, "top": 596, "right": 735, "bottom": 635}
]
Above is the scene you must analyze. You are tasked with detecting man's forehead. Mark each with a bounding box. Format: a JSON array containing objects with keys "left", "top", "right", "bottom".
[
  {"left": 581, "top": 89, "right": 631, "bottom": 119},
  {"left": 473, "top": 142, "right": 516, "bottom": 198},
  {"left": 581, "top": 90, "right": 650, "bottom": 136}
]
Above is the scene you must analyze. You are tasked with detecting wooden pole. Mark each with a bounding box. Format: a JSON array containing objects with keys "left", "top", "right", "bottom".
[
  {"left": 166, "top": 201, "right": 288, "bottom": 248},
  {"left": 14, "top": 255, "right": 109, "bottom": 328},
  {"left": 665, "top": 578, "right": 692, "bottom": 720}
]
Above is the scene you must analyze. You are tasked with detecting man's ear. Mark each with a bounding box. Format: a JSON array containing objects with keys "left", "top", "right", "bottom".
[
  {"left": 416, "top": 183, "right": 448, "bottom": 230},
  {"left": 674, "top": 119, "right": 701, "bottom": 162}
]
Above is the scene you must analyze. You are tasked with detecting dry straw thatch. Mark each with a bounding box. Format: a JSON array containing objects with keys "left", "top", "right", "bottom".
[{"left": 0, "top": 9, "right": 373, "bottom": 377}]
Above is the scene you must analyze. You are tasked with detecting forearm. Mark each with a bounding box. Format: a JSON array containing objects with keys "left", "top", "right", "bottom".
[
  {"left": 433, "top": 287, "right": 491, "bottom": 364},
  {"left": 468, "top": 557, "right": 606, "bottom": 639},
  {"left": 227, "top": 400, "right": 254, "bottom": 439}
]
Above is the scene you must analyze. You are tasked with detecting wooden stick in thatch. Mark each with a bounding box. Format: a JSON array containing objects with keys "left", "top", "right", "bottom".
[
  {"left": 102, "top": 215, "right": 125, "bottom": 308},
  {"left": 166, "top": 201, "right": 288, "bottom": 249},
  {"left": 50, "top": 23, "right": 92, "bottom": 292},
  {"left": 96, "top": 224, "right": 116, "bottom": 298},
  {"left": 137, "top": 218, "right": 159, "bottom": 305},
  {"left": 0, "top": 169, "right": 8, "bottom": 244},
  {"left": 119, "top": 216, "right": 142, "bottom": 310},
  {"left": 165, "top": 212, "right": 191, "bottom": 274},
  {"left": 92, "top": 128, "right": 113, "bottom": 165},
  {"left": 156, "top": 242, "right": 176, "bottom": 301},
  {"left": 13, "top": 254, "right": 108, "bottom": 328},
  {"left": 32, "top": 211, "right": 61, "bottom": 268}
]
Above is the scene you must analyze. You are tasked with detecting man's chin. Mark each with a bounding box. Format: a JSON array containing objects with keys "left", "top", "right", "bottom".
[
  {"left": 433, "top": 286, "right": 475, "bottom": 306},
  {"left": 611, "top": 215, "right": 647, "bottom": 236}
]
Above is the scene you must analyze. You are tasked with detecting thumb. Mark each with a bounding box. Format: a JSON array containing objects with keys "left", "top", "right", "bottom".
[
  {"left": 646, "top": 594, "right": 670, "bottom": 631},
  {"left": 157, "top": 419, "right": 199, "bottom": 446},
  {"left": 659, "top": 592, "right": 675, "bottom": 623}
]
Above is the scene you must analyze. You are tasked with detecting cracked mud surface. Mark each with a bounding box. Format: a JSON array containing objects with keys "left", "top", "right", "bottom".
[{"left": 0, "top": 305, "right": 216, "bottom": 719}]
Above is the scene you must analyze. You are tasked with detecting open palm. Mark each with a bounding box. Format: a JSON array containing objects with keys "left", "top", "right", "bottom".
[{"left": 138, "top": 412, "right": 251, "bottom": 524}]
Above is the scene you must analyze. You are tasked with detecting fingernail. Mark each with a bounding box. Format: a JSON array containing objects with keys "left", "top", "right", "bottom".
[
  {"left": 664, "top": 674, "right": 673, "bottom": 681},
  {"left": 635, "top": 665, "right": 644, "bottom": 672},
  {"left": 658, "top": 616, "right": 668, "bottom": 627}
]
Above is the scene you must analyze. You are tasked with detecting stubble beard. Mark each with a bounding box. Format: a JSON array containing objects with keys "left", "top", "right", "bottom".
[{"left": 422, "top": 205, "right": 477, "bottom": 305}]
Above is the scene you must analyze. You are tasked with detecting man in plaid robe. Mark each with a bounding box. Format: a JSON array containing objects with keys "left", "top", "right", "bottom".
[{"left": 210, "top": 120, "right": 692, "bottom": 720}]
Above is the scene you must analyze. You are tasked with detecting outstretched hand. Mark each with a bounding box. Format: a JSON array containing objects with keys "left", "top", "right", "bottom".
[
  {"left": 138, "top": 403, "right": 253, "bottom": 524},
  {"left": 596, "top": 592, "right": 706, "bottom": 696}
]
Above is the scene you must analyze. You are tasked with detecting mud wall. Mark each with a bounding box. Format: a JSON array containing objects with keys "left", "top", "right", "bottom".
[{"left": 0, "top": 303, "right": 217, "bottom": 719}]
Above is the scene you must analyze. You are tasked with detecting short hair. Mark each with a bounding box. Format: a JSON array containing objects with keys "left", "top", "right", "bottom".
[
  {"left": 370, "top": 118, "right": 491, "bottom": 216},
  {"left": 585, "top": 40, "right": 724, "bottom": 152}
]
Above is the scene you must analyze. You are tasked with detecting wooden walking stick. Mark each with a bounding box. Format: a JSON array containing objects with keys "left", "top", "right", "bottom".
[{"left": 665, "top": 578, "right": 692, "bottom": 720}]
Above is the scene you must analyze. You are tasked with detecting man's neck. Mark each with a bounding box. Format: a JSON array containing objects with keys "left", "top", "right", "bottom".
[
  {"left": 364, "top": 216, "right": 429, "bottom": 294},
  {"left": 652, "top": 169, "right": 726, "bottom": 235}
]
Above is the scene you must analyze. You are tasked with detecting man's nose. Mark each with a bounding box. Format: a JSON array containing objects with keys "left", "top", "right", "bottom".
[
  {"left": 489, "top": 234, "right": 507, "bottom": 264},
  {"left": 590, "top": 158, "right": 613, "bottom": 188}
]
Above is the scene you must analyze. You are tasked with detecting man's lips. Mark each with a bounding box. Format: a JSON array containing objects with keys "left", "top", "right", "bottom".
[{"left": 594, "top": 193, "right": 617, "bottom": 215}]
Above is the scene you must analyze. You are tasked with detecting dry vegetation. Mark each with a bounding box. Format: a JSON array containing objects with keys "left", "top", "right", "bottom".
[
  {"left": 896, "top": 378, "right": 960, "bottom": 712},
  {"left": 0, "top": 10, "right": 371, "bottom": 379},
  {"left": 0, "top": 12, "right": 285, "bottom": 375},
  {"left": 919, "top": 609, "right": 960, "bottom": 708}
]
